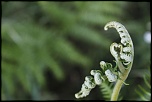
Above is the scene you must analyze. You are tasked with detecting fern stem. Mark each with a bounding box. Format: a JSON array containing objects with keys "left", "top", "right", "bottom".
[
  {"left": 111, "top": 79, "right": 123, "bottom": 101},
  {"left": 111, "top": 66, "right": 131, "bottom": 101}
]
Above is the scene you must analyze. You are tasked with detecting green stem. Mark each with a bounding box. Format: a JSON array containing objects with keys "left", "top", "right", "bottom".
[
  {"left": 111, "top": 66, "right": 132, "bottom": 101},
  {"left": 111, "top": 79, "right": 123, "bottom": 101}
]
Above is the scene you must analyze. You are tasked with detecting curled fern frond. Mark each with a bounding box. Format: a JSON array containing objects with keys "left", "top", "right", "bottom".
[
  {"left": 75, "top": 21, "right": 134, "bottom": 100},
  {"left": 104, "top": 21, "right": 134, "bottom": 70}
]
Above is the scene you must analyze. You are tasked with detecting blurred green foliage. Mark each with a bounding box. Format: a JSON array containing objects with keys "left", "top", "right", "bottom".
[
  {"left": 135, "top": 67, "right": 151, "bottom": 101},
  {"left": 2, "top": 1, "right": 150, "bottom": 100}
]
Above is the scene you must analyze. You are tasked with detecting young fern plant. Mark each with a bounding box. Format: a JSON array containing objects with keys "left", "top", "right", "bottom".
[{"left": 75, "top": 21, "right": 134, "bottom": 101}]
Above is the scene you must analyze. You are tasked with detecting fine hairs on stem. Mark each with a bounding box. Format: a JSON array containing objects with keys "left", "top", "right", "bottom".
[{"left": 75, "top": 21, "right": 134, "bottom": 101}]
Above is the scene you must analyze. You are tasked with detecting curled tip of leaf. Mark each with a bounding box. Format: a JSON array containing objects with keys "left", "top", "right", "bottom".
[{"left": 104, "top": 26, "right": 108, "bottom": 30}]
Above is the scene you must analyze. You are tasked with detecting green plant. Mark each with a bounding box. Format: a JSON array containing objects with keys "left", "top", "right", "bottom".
[
  {"left": 135, "top": 67, "right": 151, "bottom": 101},
  {"left": 75, "top": 21, "right": 134, "bottom": 101},
  {"left": 2, "top": 2, "right": 150, "bottom": 100},
  {"left": 2, "top": 2, "right": 126, "bottom": 100}
]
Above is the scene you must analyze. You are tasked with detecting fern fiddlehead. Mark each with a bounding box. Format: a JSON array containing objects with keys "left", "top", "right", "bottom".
[
  {"left": 105, "top": 21, "right": 134, "bottom": 70},
  {"left": 104, "top": 21, "right": 134, "bottom": 100},
  {"left": 75, "top": 21, "right": 134, "bottom": 100}
]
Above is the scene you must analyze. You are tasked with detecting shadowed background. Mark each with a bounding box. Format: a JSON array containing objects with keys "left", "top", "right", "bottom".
[{"left": 2, "top": 1, "right": 150, "bottom": 100}]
